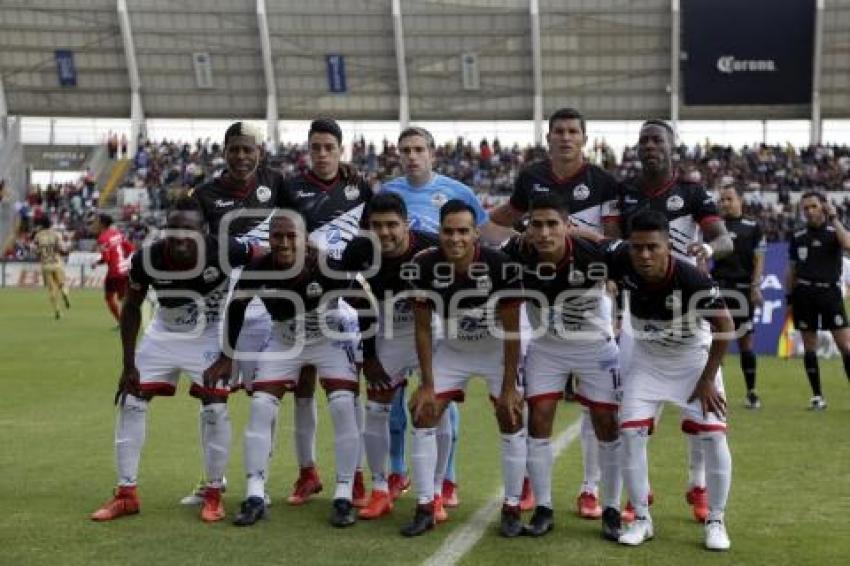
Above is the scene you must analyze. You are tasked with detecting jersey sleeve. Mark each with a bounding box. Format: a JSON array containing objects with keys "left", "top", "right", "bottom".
[
  {"left": 691, "top": 185, "right": 721, "bottom": 228},
  {"left": 508, "top": 168, "right": 532, "bottom": 212},
  {"left": 682, "top": 264, "right": 726, "bottom": 311},
  {"left": 128, "top": 248, "right": 151, "bottom": 290},
  {"left": 753, "top": 223, "right": 766, "bottom": 253}
]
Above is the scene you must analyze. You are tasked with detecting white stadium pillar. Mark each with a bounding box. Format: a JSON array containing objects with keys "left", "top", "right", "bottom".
[
  {"left": 0, "top": 76, "right": 7, "bottom": 122},
  {"left": 810, "top": 0, "right": 825, "bottom": 145},
  {"left": 117, "top": 0, "right": 145, "bottom": 157},
  {"left": 670, "top": 0, "right": 680, "bottom": 137},
  {"left": 257, "top": 0, "right": 279, "bottom": 151},
  {"left": 392, "top": 0, "right": 410, "bottom": 129},
  {"left": 530, "top": 0, "right": 544, "bottom": 147}
]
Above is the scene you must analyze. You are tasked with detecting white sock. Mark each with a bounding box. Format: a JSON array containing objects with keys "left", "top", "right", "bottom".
[
  {"left": 703, "top": 431, "right": 732, "bottom": 521},
  {"left": 598, "top": 438, "right": 623, "bottom": 511},
  {"left": 411, "top": 427, "right": 437, "bottom": 504},
  {"left": 579, "top": 409, "right": 600, "bottom": 494},
  {"left": 687, "top": 433, "right": 706, "bottom": 488},
  {"left": 294, "top": 396, "right": 317, "bottom": 468},
  {"left": 527, "top": 436, "right": 553, "bottom": 509},
  {"left": 354, "top": 394, "right": 365, "bottom": 472},
  {"left": 328, "top": 390, "right": 360, "bottom": 501},
  {"left": 621, "top": 427, "right": 652, "bottom": 518},
  {"left": 201, "top": 403, "right": 231, "bottom": 489},
  {"left": 434, "top": 409, "right": 452, "bottom": 495},
  {"left": 115, "top": 394, "right": 148, "bottom": 486},
  {"left": 244, "top": 392, "right": 279, "bottom": 499},
  {"left": 501, "top": 429, "right": 527, "bottom": 506},
  {"left": 364, "top": 400, "right": 391, "bottom": 492}
]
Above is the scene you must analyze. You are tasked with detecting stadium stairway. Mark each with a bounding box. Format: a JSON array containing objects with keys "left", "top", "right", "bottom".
[{"left": 98, "top": 159, "right": 131, "bottom": 206}]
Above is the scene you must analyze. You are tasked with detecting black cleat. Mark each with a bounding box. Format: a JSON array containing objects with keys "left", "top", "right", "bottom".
[
  {"left": 745, "top": 391, "right": 761, "bottom": 409},
  {"left": 401, "top": 503, "right": 435, "bottom": 537},
  {"left": 523, "top": 505, "right": 554, "bottom": 537},
  {"left": 233, "top": 496, "right": 266, "bottom": 526},
  {"left": 329, "top": 498, "right": 356, "bottom": 528},
  {"left": 500, "top": 504, "right": 523, "bottom": 538},
  {"left": 601, "top": 506, "right": 622, "bottom": 541},
  {"left": 63, "top": 294, "right": 71, "bottom": 309}
]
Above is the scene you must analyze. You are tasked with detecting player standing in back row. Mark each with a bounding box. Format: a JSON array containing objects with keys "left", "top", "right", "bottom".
[{"left": 786, "top": 191, "right": 850, "bottom": 410}]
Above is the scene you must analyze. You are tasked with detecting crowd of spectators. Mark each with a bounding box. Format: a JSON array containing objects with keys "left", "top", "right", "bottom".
[{"left": 8, "top": 136, "right": 850, "bottom": 261}]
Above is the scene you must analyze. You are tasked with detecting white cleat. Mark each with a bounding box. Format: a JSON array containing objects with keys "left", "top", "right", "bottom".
[
  {"left": 179, "top": 477, "right": 234, "bottom": 506},
  {"left": 618, "top": 516, "right": 654, "bottom": 546},
  {"left": 808, "top": 396, "right": 827, "bottom": 411},
  {"left": 705, "top": 519, "right": 731, "bottom": 551}
]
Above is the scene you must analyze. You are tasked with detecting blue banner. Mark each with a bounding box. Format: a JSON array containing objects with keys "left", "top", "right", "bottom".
[
  {"left": 326, "top": 54, "right": 347, "bottom": 93},
  {"left": 55, "top": 50, "right": 77, "bottom": 87},
  {"left": 727, "top": 242, "right": 788, "bottom": 355}
]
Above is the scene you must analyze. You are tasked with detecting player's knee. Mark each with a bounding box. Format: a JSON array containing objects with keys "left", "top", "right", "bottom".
[
  {"left": 365, "top": 399, "right": 391, "bottom": 420},
  {"left": 200, "top": 401, "right": 228, "bottom": 421},
  {"left": 590, "top": 409, "right": 619, "bottom": 442},
  {"left": 123, "top": 393, "right": 149, "bottom": 412},
  {"left": 527, "top": 401, "right": 556, "bottom": 438},
  {"left": 295, "top": 366, "right": 317, "bottom": 398}
]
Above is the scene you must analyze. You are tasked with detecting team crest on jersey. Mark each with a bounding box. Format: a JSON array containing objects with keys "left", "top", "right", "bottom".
[
  {"left": 202, "top": 266, "right": 220, "bottom": 283},
  {"left": 476, "top": 275, "right": 492, "bottom": 292},
  {"left": 343, "top": 185, "right": 360, "bottom": 201},
  {"left": 256, "top": 185, "right": 272, "bottom": 203},
  {"left": 431, "top": 192, "right": 449, "bottom": 208},
  {"left": 666, "top": 195, "right": 684, "bottom": 212},
  {"left": 573, "top": 184, "right": 590, "bottom": 201},
  {"left": 797, "top": 246, "right": 808, "bottom": 261},
  {"left": 306, "top": 282, "right": 323, "bottom": 298},
  {"left": 664, "top": 294, "right": 681, "bottom": 311},
  {"left": 568, "top": 268, "right": 585, "bottom": 286}
]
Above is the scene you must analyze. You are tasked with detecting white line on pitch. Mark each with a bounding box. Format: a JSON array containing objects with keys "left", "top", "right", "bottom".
[{"left": 422, "top": 417, "right": 583, "bottom": 566}]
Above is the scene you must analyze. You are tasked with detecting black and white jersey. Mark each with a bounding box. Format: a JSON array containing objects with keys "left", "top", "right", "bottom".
[
  {"left": 340, "top": 230, "right": 439, "bottom": 337},
  {"left": 128, "top": 237, "right": 253, "bottom": 331},
  {"left": 501, "top": 235, "right": 611, "bottom": 340},
  {"left": 509, "top": 161, "right": 620, "bottom": 233},
  {"left": 619, "top": 177, "right": 721, "bottom": 264},
  {"left": 286, "top": 171, "right": 373, "bottom": 261},
  {"left": 790, "top": 223, "right": 843, "bottom": 284},
  {"left": 711, "top": 216, "right": 765, "bottom": 285},
  {"left": 605, "top": 240, "right": 725, "bottom": 356},
  {"left": 191, "top": 167, "right": 295, "bottom": 248},
  {"left": 407, "top": 245, "right": 522, "bottom": 348},
  {"left": 232, "top": 249, "right": 349, "bottom": 343}
]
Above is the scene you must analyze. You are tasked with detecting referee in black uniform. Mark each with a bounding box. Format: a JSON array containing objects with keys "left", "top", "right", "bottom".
[
  {"left": 786, "top": 191, "right": 850, "bottom": 410},
  {"left": 712, "top": 185, "right": 766, "bottom": 409}
]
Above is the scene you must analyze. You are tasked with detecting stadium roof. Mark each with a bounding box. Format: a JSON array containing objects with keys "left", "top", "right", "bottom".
[{"left": 1, "top": 0, "right": 849, "bottom": 123}]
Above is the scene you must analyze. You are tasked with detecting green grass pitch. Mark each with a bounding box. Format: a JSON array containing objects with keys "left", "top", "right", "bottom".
[{"left": 1, "top": 288, "right": 849, "bottom": 565}]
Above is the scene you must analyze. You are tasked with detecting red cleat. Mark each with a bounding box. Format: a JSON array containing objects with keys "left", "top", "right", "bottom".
[
  {"left": 358, "top": 489, "right": 393, "bottom": 519},
  {"left": 520, "top": 477, "right": 535, "bottom": 512},
  {"left": 90, "top": 486, "right": 140, "bottom": 521},
  {"left": 686, "top": 486, "right": 708, "bottom": 523},
  {"left": 577, "top": 491, "right": 602, "bottom": 519},
  {"left": 200, "top": 486, "right": 225, "bottom": 522},
  {"left": 388, "top": 473, "right": 411, "bottom": 501},
  {"left": 352, "top": 470, "right": 368, "bottom": 508},
  {"left": 433, "top": 494, "right": 449, "bottom": 523},
  {"left": 441, "top": 479, "right": 459, "bottom": 508},
  {"left": 622, "top": 491, "right": 655, "bottom": 523},
  {"left": 287, "top": 466, "right": 323, "bottom": 505}
]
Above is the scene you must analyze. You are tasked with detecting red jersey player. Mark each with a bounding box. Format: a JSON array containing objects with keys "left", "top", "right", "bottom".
[{"left": 90, "top": 214, "right": 135, "bottom": 324}]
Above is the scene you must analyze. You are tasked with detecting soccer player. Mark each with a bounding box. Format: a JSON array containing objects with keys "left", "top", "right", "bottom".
[
  {"left": 713, "top": 184, "right": 766, "bottom": 409},
  {"left": 338, "top": 192, "right": 438, "bottom": 519},
  {"left": 33, "top": 216, "right": 70, "bottom": 319},
  {"left": 609, "top": 210, "right": 734, "bottom": 551},
  {"left": 615, "top": 120, "right": 733, "bottom": 523},
  {"left": 89, "top": 213, "right": 134, "bottom": 325},
  {"left": 90, "top": 197, "right": 257, "bottom": 523},
  {"left": 204, "top": 212, "right": 360, "bottom": 528},
  {"left": 182, "top": 121, "right": 295, "bottom": 506},
  {"left": 283, "top": 118, "right": 373, "bottom": 507},
  {"left": 501, "top": 194, "right": 623, "bottom": 540},
  {"left": 786, "top": 191, "right": 850, "bottom": 410},
  {"left": 490, "top": 107, "right": 621, "bottom": 519},
  {"left": 382, "top": 126, "right": 513, "bottom": 507},
  {"left": 401, "top": 199, "right": 525, "bottom": 537}
]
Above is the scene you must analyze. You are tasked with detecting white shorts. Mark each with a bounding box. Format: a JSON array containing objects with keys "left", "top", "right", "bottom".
[
  {"left": 136, "top": 319, "right": 226, "bottom": 398},
  {"left": 231, "top": 306, "right": 272, "bottom": 393},
  {"left": 524, "top": 336, "right": 620, "bottom": 411},
  {"left": 620, "top": 345, "right": 727, "bottom": 433},
  {"left": 254, "top": 324, "right": 358, "bottom": 393},
  {"left": 375, "top": 333, "right": 419, "bottom": 390},
  {"left": 433, "top": 339, "right": 514, "bottom": 401}
]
